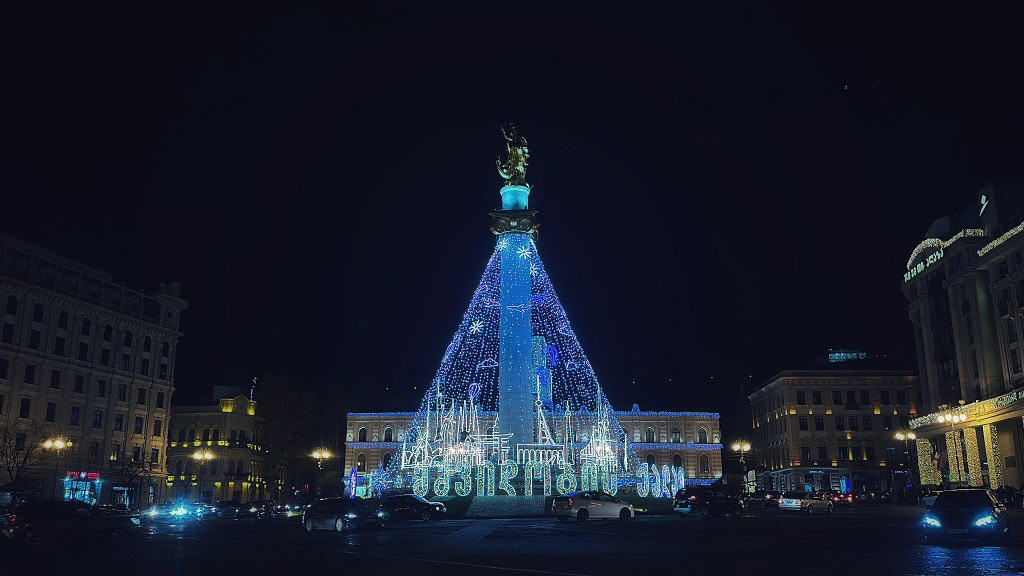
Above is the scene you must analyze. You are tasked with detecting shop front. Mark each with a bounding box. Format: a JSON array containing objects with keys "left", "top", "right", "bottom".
[{"left": 63, "top": 471, "right": 102, "bottom": 505}]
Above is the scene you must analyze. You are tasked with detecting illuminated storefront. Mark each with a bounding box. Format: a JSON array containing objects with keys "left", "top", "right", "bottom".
[{"left": 63, "top": 471, "right": 102, "bottom": 505}]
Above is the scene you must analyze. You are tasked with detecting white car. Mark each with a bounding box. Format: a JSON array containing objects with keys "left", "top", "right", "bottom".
[
  {"left": 779, "top": 491, "right": 832, "bottom": 514},
  {"left": 551, "top": 491, "right": 634, "bottom": 521}
]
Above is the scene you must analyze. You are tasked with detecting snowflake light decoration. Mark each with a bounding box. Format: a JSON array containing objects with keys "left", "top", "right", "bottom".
[
  {"left": 496, "top": 237, "right": 509, "bottom": 250},
  {"left": 529, "top": 262, "right": 538, "bottom": 276},
  {"left": 468, "top": 320, "right": 485, "bottom": 335},
  {"left": 517, "top": 246, "right": 532, "bottom": 259}
]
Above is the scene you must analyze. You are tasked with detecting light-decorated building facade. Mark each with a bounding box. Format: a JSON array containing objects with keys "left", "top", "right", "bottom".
[
  {"left": 344, "top": 407, "right": 723, "bottom": 492},
  {"left": 903, "top": 183, "right": 1024, "bottom": 490}
]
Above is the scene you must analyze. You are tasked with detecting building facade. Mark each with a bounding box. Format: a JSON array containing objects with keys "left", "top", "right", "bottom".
[
  {"left": 749, "top": 368, "right": 918, "bottom": 494},
  {"left": 166, "top": 395, "right": 283, "bottom": 504},
  {"left": 0, "top": 234, "right": 187, "bottom": 505},
  {"left": 344, "top": 406, "right": 722, "bottom": 491},
  {"left": 903, "top": 184, "right": 1024, "bottom": 489}
]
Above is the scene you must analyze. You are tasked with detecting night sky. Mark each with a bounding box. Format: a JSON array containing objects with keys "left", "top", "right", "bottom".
[{"left": 7, "top": 6, "right": 1023, "bottom": 422}]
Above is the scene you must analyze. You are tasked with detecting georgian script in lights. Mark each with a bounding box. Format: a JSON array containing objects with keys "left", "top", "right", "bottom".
[{"left": 904, "top": 229, "right": 985, "bottom": 283}]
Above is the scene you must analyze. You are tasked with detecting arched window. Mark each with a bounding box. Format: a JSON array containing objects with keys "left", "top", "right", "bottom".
[
  {"left": 672, "top": 454, "right": 682, "bottom": 468},
  {"left": 381, "top": 453, "right": 392, "bottom": 469},
  {"left": 383, "top": 427, "right": 393, "bottom": 442},
  {"left": 161, "top": 342, "right": 169, "bottom": 357},
  {"left": 175, "top": 460, "right": 183, "bottom": 476},
  {"left": 5, "top": 296, "right": 17, "bottom": 315},
  {"left": 358, "top": 428, "right": 367, "bottom": 442},
  {"left": 645, "top": 427, "right": 655, "bottom": 443},
  {"left": 697, "top": 427, "right": 709, "bottom": 444},
  {"left": 143, "top": 337, "right": 151, "bottom": 352},
  {"left": 671, "top": 428, "right": 681, "bottom": 443},
  {"left": 646, "top": 454, "right": 656, "bottom": 467},
  {"left": 103, "top": 324, "right": 113, "bottom": 342},
  {"left": 699, "top": 455, "right": 710, "bottom": 476},
  {"left": 123, "top": 330, "right": 132, "bottom": 347},
  {"left": 58, "top": 311, "right": 68, "bottom": 329},
  {"left": 33, "top": 304, "right": 44, "bottom": 322},
  {"left": 356, "top": 453, "right": 366, "bottom": 472},
  {"left": 81, "top": 318, "right": 91, "bottom": 336}
]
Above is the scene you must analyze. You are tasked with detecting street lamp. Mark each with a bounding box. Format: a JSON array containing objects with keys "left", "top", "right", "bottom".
[
  {"left": 940, "top": 411, "right": 968, "bottom": 487},
  {"left": 311, "top": 448, "right": 332, "bottom": 470},
  {"left": 192, "top": 449, "right": 215, "bottom": 503},
  {"left": 731, "top": 440, "right": 752, "bottom": 494},
  {"left": 894, "top": 429, "right": 917, "bottom": 498},
  {"left": 43, "top": 436, "right": 73, "bottom": 499}
]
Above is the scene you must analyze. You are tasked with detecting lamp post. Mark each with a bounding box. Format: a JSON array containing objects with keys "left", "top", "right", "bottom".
[
  {"left": 311, "top": 449, "right": 331, "bottom": 497},
  {"left": 940, "top": 411, "right": 968, "bottom": 487},
  {"left": 731, "top": 440, "right": 752, "bottom": 493},
  {"left": 43, "top": 437, "right": 72, "bottom": 499},
  {"left": 894, "top": 429, "right": 917, "bottom": 500},
  {"left": 192, "top": 449, "right": 214, "bottom": 503}
]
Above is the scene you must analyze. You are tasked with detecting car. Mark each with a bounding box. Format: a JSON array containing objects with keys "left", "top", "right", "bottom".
[
  {"left": 97, "top": 503, "right": 139, "bottom": 515},
  {"left": 236, "top": 500, "right": 276, "bottom": 519},
  {"left": 2, "top": 500, "right": 143, "bottom": 547},
  {"left": 740, "top": 491, "right": 780, "bottom": 509},
  {"left": 212, "top": 500, "right": 241, "bottom": 518},
  {"left": 821, "top": 490, "right": 854, "bottom": 507},
  {"left": 551, "top": 491, "right": 634, "bottom": 522},
  {"left": 921, "top": 489, "right": 1009, "bottom": 542},
  {"left": 143, "top": 503, "right": 198, "bottom": 523},
  {"left": 921, "top": 490, "right": 943, "bottom": 507},
  {"left": 673, "top": 488, "right": 742, "bottom": 517},
  {"left": 779, "top": 491, "right": 832, "bottom": 514},
  {"left": 302, "top": 498, "right": 386, "bottom": 532},
  {"left": 383, "top": 494, "right": 447, "bottom": 520}
]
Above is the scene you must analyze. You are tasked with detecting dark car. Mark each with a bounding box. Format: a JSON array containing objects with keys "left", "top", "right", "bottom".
[
  {"left": 236, "top": 500, "right": 275, "bottom": 519},
  {"left": 921, "top": 489, "right": 1009, "bottom": 542},
  {"left": 383, "top": 494, "right": 447, "bottom": 520},
  {"left": 673, "top": 488, "right": 741, "bottom": 518},
  {"left": 302, "top": 497, "right": 385, "bottom": 533},
  {"left": 821, "top": 490, "right": 854, "bottom": 507},
  {"left": 741, "top": 491, "right": 780, "bottom": 509},
  {"left": 2, "top": 500, "right": 143, "bottom": 547},
  {"left": 212, "top": 500, "right": 240, "bottom": 518}
]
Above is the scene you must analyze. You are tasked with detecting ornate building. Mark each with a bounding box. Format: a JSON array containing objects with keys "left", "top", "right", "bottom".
[
  {"left": 903, "top": 184, "right": 1024, "bottom": 489},
  {"left": 0, "top": 233, "right": 187, "bottom": 505},
  {"left": 167, "top": 394, "right": 283, "bottom": 504},
  {"left": 344, "top": 407, "right": 722, "bottom": 493}
]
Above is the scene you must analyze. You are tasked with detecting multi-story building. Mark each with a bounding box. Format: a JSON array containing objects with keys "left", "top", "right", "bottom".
[
  {"left": 0, "top": 234, "right": 187, "bottom": 505},
  {"left": 343, "top": 406, "right": 722, "bottom": 493},
  {"left": 749, "top": 360, "right": 918, "bottom": 494},
  {"left": 166, "top": 394, "right": 283, "bottom": 504},
  {"left": 903, "top": 183, "right": 1024, "bottom": 489}
]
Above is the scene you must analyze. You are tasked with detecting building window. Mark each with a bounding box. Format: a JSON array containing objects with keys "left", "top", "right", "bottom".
[
  {"left": 1012, "top": 349, "right": 1023, "bottom": 374},
  {"left": 0, "top": 358, "right": 7, "bottom": 379},
  {"left": 799, "top": 416, "right": 808, "bottom": 431},
  {"left": 69, "top": 406, "right": 81, "bottom": 426},
  {"left": 143, "top": 336, "right": 151, "bottom": 353},
  {"left": 45, "top": 401, "right": 56, "bottom": 422},
  {"left": 54, "top": 335, "right": 66, "bottom": 356},
  {"left": 113, "top": 413, "right": 124, "bottom": 431},
  {"left": 93, "top": 410, "right": 103, "bottom": 428},
  {"left": 28, "top": 329, "right": 40, "bottom": 349},
  {"left": 851, "top": 446, "right": 862, "bottom": 460},
  {"left": 134, "top": 416, "right": 144, "bottom": 434},
  {"left": 671, "top": 428, "right": 681, "bottom": 443},
  {"left": 88, "top": 441, "right": 100, "bottom": 459},
  {"left": 383, "top": 427, "right": 393, "bottom": 442},
  {"left": 212, "top": 428, "right": 220, "bottom": 441},
  {"left": 137, "top": 388, "right": 146, "bottom": 405},
  {"left": 151, "top": 449, "right": 160, "bottom": 470},
  {"left": 699, "top": 455, "right": 710, "bottom": 476},
  {"left": 812, "top": 391, "right": 822, "bottom": 405},
  {"left": 96, "top": 380, "right": 106, "bottom": 398},
  {"left": 155, "top": 392, "right": 164, "bottom": 408},
  {"left": 896, "top": 391, "right": 906, "bottom": 405},
  {"left": 117, "top": 384, "right": 127, "bottom": 402},
  {"left": 57, "top": 311, "right": 68, "bottom": 329},
  {"left": 796, "top": 391, "right": 806, "bottom": 405},
  {"left": 15, "top": 433, "right": 25, "bottom": 451},
  {"left": 814, "top": 416, "right": 824, "bottom": 431},
  {"left": 1, "top": 321, "right": 13, "bottom": 343},
  {"left": 862, "top": 416, "right": 872, "bottom": 431},
  {"left": 123, "top": 330, "right": 133, "bottom": 348},
  {"left": 697, "top": 427, "right": 708, "bottom": 444},
  {"left": 845, "top": 391, "right": 856, "bottom": 405},
  {"left": 381, "top": 453, "right": 393, "bottom": 469},
  {"left": 159, "top": 362, "right": 168, "bottom": 379},
  {"left": 672, "top": 454, "right": 682, "bottom": 468},
  {"left": 5, "top": 296, "right": 17, "bottom": 315},
  {"left": 120, "top": 353, "right": 130, "bottom": 371},
  {"left": 859, "top": 391, "right": 869, "bottom": 405},
  {"left": 645, "top": 427, "right": 656, "bottom": 443},
  {"left": 358, "top": 428, "right": 368, "bottom": 442},
  {"left": 177, "top": 429, "right": 186, "bottom": 443},
  {"left": 647, "top": 454, "right": 656, "bottom": 467},
  {"left": 202, "top": 428, "right": 210, "bottom": 441},
  {"left": 880, "top": 390, "right": 890, "bottom": 404},
  {"left": 78, "top": 342, "right": 89, "bottom": 361},
  {"left": 835, "top": 417, "right": 845, "bottom": 431},
  {"left": 1009, "top": 319, "right": 1019, "bottom": 343},
  {"left": 161, "top": 342, "right": 169, "bottom": 357},
  {"left": 818, "top": 446, "right": 828, "bottom": 463},
  {"left": 101, "top": 349, "right": 110, "bottom": 366},
  {"left": 132, "top": 446, "right": 141, "bottom": 462},
  {"left": 801, "top": 447, "right": 811, "bottom": 463},
  {"left": 74, "top": 374, "right": 84, "bottom": 393},
  {"left": 111, "top": 444, "right": 121, "bottom": 461},
  {"left": 81, "top": 318, "right": 91, "bottom": 336},
  {"left": 140, "top": 359, "right": 150, "bottom": 376},
  {"left": 33, "top": 303, "right": 44, "bottom": 322},
  {"left": 50, "top": 369, "right": 61, "bottom": 389},
  {"left": 832, "top": 391, "right": 842, "bottom": 405},
  {"left": 153, "top": 419, "right": 162, "bottom": 437},
  {"left": 848, "top": 417, "right": 859, "bottom": 431},
  {"left": 865, "top": 446, "right": 875, "bottom": 461},
  {"left": 356, "top": 453, "right": 366, "bottom": 472}
]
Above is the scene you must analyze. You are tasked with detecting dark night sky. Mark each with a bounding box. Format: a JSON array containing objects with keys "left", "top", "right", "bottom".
[{"left": 7, "top": 5, "right": 1023, "bottom": 422}]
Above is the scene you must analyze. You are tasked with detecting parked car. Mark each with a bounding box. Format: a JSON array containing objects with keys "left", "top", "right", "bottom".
[
  {"left": 236, "top": 500, "right": 276, "bottom": 519},
  {"left": 143, "top": 503, "right": 197, "bottom": 523},
  {"left": 921, "top": 489, "right": 1008, "bottom": 542},
  {"left": 779, "top": 491, "right": 833, "bottom": 514},
  {"left": 821, "top": 491, "right": 854, "bottom": 507},
  {"left": 302, "top": 498, "right": 385, "bottom": 532},
  {"left": 383, "top": 494, "right": 447, "bottom": 520},
  {"left": 97, "top": 503, "right": 138, "bottom": 515},
  {"left": 673, "top": 488, "right": 742, "bottom": 517},
  {"left": 2, "top": 500, "right": 143, "bottom": 547},
  {"left": 551, "top": 491, "right": 634, "bottom": 521},
  {"left": 921, "top": 490, "right": 943, "bottom": 507},
  {"left": 212, "top": 500, "right": 241, "bottom": 518},
  {"left": 741, "top": 491, "right": 780, "bottom": 509}
]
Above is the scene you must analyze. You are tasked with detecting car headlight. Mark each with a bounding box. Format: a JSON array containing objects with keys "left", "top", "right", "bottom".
[
  {"left": 148, "top": 509, "right": 159, "bottom": 517},
  {"left": 974, "top": 515, "right": 995, "bottom": 527},
  {"left": 249, "top": 507, "right": 258, "bottom": 513},
  {"left": 377, "top": 511, "right": 386, "bottom": 518},
  {"left": 923, "top": 515, "right": 941, "bottom": 528},
  {"left": 131, "top": 517, "right": 141, "bottom": 526},
  {"left": 171, "top": 507, "right": 188, "bottom": 517},
  {"left": 346, "top": 512, "right": 358, "bottom": 519}
]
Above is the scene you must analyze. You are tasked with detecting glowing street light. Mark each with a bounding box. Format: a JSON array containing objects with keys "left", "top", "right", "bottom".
[
  {"left": 192, "top": 449, "right": 215, "bottom": 503},
  {"left": 43, "top": 436, "right": 73, "bottom": 498},
  {"left": 312, "top": 448, "right": 332, "bottom": 470},
  {"left": 730, "top": 440, "right": 751, "bottom": 463}
]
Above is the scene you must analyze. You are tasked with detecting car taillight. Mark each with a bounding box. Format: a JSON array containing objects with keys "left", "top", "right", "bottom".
[
  {"left": 689, "top": 496, "right": 697, "bottom": 500},
  {"left": 567, "top": 498, "right": 573, "bottom": 507},
  {"left": 778, "top": 498, "right": 783, "bottom": 505}
]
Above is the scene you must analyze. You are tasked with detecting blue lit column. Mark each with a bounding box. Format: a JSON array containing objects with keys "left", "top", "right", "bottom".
[{"left": 492, "top": 185, "right": 539, "bottom": 453}]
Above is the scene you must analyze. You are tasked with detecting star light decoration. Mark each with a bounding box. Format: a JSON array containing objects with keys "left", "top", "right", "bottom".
[
  {"left": 529, "top": 262, "right": 538, "bottom": 276},
  {"left": 517, "top": 246, "right": 532, "bottom": 259},
  {"left": 468, "top": 320, "right": 484, "bottom": 335}
]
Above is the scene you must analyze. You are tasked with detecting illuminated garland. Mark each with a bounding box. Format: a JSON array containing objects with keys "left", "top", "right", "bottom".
[
  {"left": 916, "top": 438, "right": 941, "bottom": 486},
  {"left": 977, "top": 222, "right": 1023, "bottom": 257},
  {"left": 906, "top": 228, "right": 986, "bottom": 269},
  {"left": 983, "top": 424, "right": 1002, "bottom": 488},
  {"left": 963, "top": 427, "right": 983, "bottom": 487}
]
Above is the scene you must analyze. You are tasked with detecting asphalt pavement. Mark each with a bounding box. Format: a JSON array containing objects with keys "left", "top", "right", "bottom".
[{"left": 6, "top": 506, "right": 1024, "bottom": 576}]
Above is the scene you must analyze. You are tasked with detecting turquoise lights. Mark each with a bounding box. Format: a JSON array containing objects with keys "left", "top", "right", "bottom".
[{"left": 923, "top": 515, "right": 941, "bottom": 528}]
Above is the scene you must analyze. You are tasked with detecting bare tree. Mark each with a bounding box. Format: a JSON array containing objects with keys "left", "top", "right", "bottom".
[
  {"left": 0, "top": 421, "right": 49, "bottom": 501},
  {"left": 108, "top": 446, "right": 153, "bottom": 507}
]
